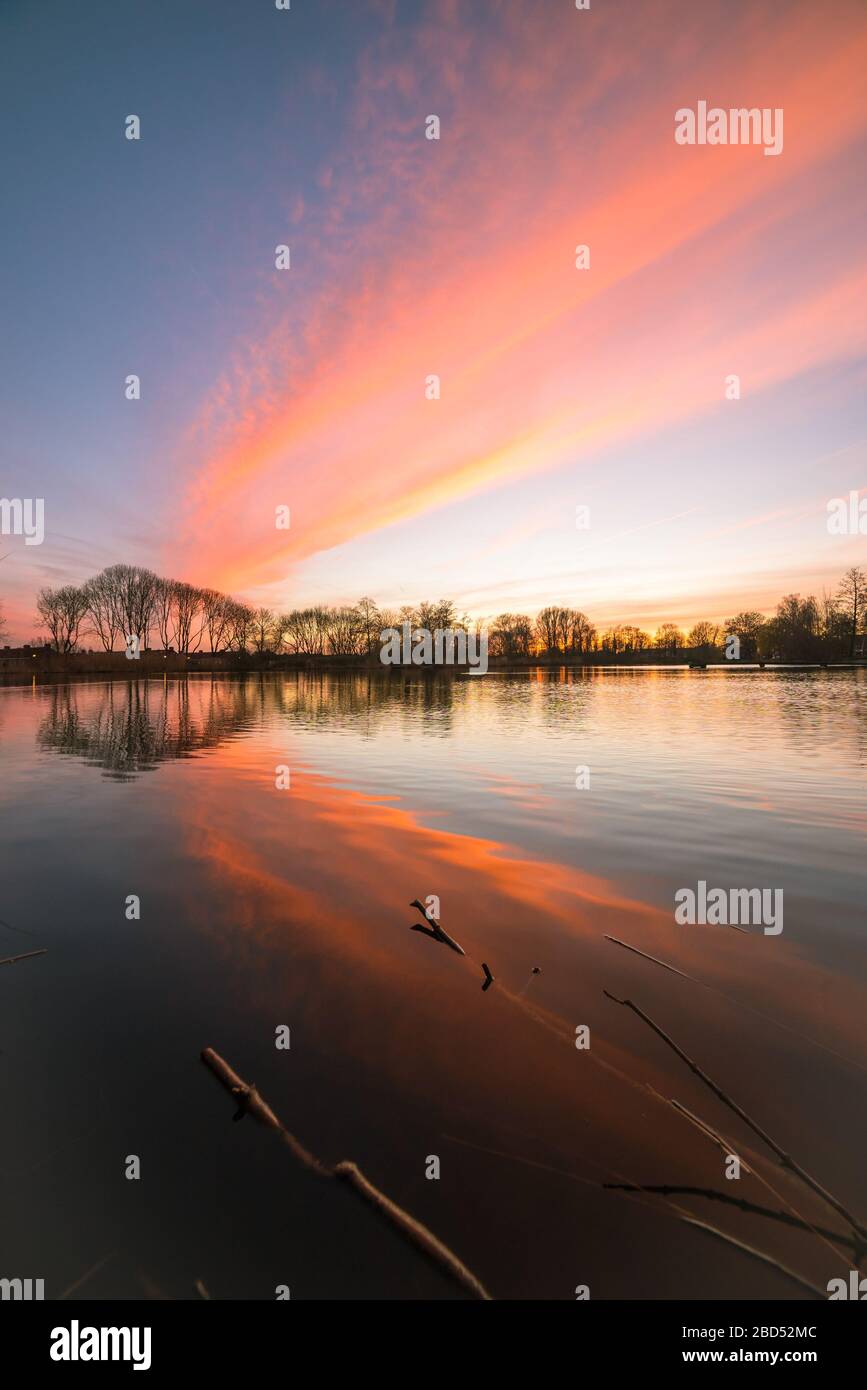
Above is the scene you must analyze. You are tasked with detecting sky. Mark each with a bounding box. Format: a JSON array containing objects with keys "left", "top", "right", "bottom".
[{"left": 1, "top": 0, "right": 866, "bottom": 644}]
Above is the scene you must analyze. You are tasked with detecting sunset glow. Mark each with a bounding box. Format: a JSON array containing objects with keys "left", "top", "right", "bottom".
[{"left": 3, "top": 0, "right": 866, "bottom": 641}]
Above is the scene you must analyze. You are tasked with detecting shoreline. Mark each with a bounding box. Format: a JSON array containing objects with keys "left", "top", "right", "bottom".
[{"left": 1, "top": 649, "right": 865, "bottom": 686}]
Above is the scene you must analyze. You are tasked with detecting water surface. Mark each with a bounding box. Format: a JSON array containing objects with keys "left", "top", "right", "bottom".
[{"left": 1, "top": 669, "right": 865, "bottom": 1299}]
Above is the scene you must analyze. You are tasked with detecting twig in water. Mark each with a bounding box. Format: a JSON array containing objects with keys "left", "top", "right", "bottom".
[
  {"left": 603, "top": 1184, "right": 859, "bottom": 1254},
  {"left": 442, "top": 1133, "right": 828, "bottom": 1294},
  {"left": 604, "top": 933, "right": 866, "bottom": 1076},
  {"left": 672, "top": 1212, "right": 825, "bottom": 1299},
  {"left": 656, "top": 1091, "right": 854, "bottom": 1273},
  {"left": 0, "top": 914, "right": 35, "bottom": 938},
  {"left": 603, "top": 991, "right": 867, "bottom": 1247},
  {"left": 0, "top": 949, "right": 48, "bottom": 967},
  {"left": 664, "top": 1096, "right": 755, "bottom": 1174},
  {"left": 409, "top": 900, "right": 465, "bottom": 956},
  {"left": 604, "top": 935, "right": 689, "bottom": 979},
  {"left": 200, "top": 1047, "right": 491, "bottom": 1301},
  {"left": 59, "top": 1252, "right": 115, "bottom": 1300}
]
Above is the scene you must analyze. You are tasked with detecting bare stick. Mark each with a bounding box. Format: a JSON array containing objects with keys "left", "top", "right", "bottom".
[
  {"left": 201, "top": 1047, "right": 491, "bottom": 1301},
  {"left": 604, "top": 935, "right": 689, "bottom": 979},
  {"left": 673, "top": 1212, "right": 825, "bottom": 1299},
  {"left": 665, "top": 1096, "right": 754, "bottom": 1173},
  {"left": 59, "top": 1251, "right": 115, "bottom": 1301},
  {"left": 658, "top": 1092, "right": 853, "bottom": 1272},
  {"left": 604, "top": 991, "right": 867, "bottom": 1243},
  {"left": 603, "top": 1184, "right": 859, "bottom": 1253},
  {"left": 604, "top": 934, "right": 866, "bottom": 1077},
  {"left": 0, "top": 949, "right": 47, "bottom": 967}
]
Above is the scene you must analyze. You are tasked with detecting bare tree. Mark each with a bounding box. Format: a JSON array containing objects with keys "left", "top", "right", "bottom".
[
  {"left": 724, "top": 612, "right": 765, "bottom": 660},
  {"left": 250, "top": 607, "right": 277, "bottom": 653},
  {"left": 654, "top": 623, "right": 684, "bottom": 653},
  {"left": 226, "top": 601, "right": 254, "bottom": 653},
  {"left": 98, "top": 565, "right": 158, "bottom": 648},
  {"left": 284, "top": 606, "right": 328, "bottom": 655},
  {"left": 201, "top": 589, "right": 232, "bottom": 653},
  {"left": 415, "top": 599, "right": 457, "bottom": 632},
  {"left": 173, "top": 583, "right": 206, "bottom": 653},
  {"left": 567, "top": 610, "right": 596, "bottom": 653},
  {"left": 326, "top": 605, "right": 364, "bottom": 655},
  {"left": 687, "top": 621, "right": 721, "bottom": 649},
  {"left": 152, "top": 577, "right": 177, "bottom": 651},
  {"left": 601, "top": 625, "right": 625, "bottom": 655},
  {"left": 84, "top": 569, "right": 123, "bottom": 651},
  {"left": 836, "top": 566, "right": 866, "bottom": 658},
  {"left": 490, "top": 613, "right": 534, "bottom": 658},
  {"left": 354, "top": 596, "right": 381, "bottom": 656},
  {"left": 37, "top": 585, "right": 89, "bottom": 653},
  {"left": 535, "top": 606, "right": 561, "bottom": 654},
  {"left": 620, "top": 625, "right": 651, "bottom": 652},
  {"left": 555, "top": 607, "right": 573, "bottom": 653},
  {"left": 768, "top": 594, "right": 821, "bottom": 661}
]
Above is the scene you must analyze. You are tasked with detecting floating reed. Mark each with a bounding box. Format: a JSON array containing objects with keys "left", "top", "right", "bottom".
[{"left": 604, "top": 991, "right": 867, "bottom": 1250}]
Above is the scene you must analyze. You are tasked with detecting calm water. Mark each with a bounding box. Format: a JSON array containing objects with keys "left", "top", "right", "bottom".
[{"left": 1, "top": 669, "right": 865, "bottom": 1300}]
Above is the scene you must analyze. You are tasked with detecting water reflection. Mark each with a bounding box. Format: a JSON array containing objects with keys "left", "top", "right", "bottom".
[
  {"left": 3, "top": 670, "right": 866, "bottom": 1299},
  {"left": 33, "top": 673, "right": 468, "bottom": 778},
  {"left": 36, "top": 678, "right": 253, "bottom": 779}
]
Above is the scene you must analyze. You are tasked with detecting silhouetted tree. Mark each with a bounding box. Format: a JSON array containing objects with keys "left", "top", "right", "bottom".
[
  {"left": 201, "top": 589, "right": 233, "bottom": 653},
  {"left": 535, "top": 607, "right": 562, "bottom": 654},
  {"left": 724, "top": 612, "right": 765, "bottom": 660},
  {"left": 354, "top": 597, "right": 381, "bottom": 656},
  {"left": 250, "top": 607, "right": 277, "bottom": 653},
  {"left": 326, "top": 606, "right": 364, "bottom": 655},
  {"left": 836, "top": 566, "right": 866, "bottom": 658},
  {"left": 765, "top": 594, "right": 821, "bottom": 661},
  {"left": 687, "top": 621, "right": 721, "bottom": 650},
  {"left": 490, "top": 613, "right": 534, "bottom": 658},
  {"left": 173, "top": 582, "right": 206, "bottom": 653},
  {"left": 226, "top": 601, "right": 254, "bottom": 653},
  {"left": 654, "top": 623, "right": 684, "bottom": 652},
  {"left": 37, "top": 585, "right": 89, "bottom": 653},
  {"left": 84, "top": 570, "right": 123, "bottom": 651}
]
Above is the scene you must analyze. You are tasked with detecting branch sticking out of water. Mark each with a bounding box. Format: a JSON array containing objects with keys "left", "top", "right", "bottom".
[
  {"left": 409, "top": 900, "right": 466, "bottom": 955},
  {"left": 603, "top": 991, "right": 867, "bottom": 1249},
  {"left": 200, "top": 1046, "right": 491, "bottom": 1301}
]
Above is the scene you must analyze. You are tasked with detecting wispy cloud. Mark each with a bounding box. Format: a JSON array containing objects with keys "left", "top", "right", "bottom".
[{"left": 171, "top": 0, "right": 867, "bottom": 616}]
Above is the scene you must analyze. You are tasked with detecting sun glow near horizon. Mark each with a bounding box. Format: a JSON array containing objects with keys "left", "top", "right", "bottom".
[{"left": 1, "top": 0, "right": 866, "bottom": 644}]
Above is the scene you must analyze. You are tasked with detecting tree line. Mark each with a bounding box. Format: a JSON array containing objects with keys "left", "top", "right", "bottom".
[
  {"left": 23, "top": 562, "right": 867, "bottom": 662},
  {"left": 30, "top": 568, "right": 462, "bottom": 658}
]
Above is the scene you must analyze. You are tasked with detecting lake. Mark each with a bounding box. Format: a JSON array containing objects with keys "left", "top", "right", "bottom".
[{"left": 1, "top": 668, "right": 865, "bottom": 1300}]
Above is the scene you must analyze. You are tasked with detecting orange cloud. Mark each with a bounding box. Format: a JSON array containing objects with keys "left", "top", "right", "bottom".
[{"left": 174, "top": 0, "right": 867, "bottom": 604}]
